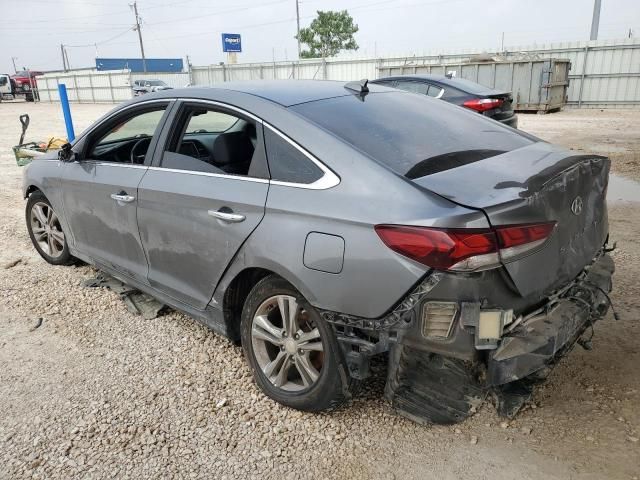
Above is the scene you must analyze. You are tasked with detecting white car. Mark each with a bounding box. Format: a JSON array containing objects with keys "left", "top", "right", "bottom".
[{"left": 132, "top": 79, "right": 172, "bottom": 96}]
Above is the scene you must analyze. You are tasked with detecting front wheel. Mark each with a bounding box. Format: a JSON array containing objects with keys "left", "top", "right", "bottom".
[
  {"left": 26, "top": 191, "right": 75, "bottom": 265},
  {"left": 240, "top": 275, "right": 355, "bottom": 412}
]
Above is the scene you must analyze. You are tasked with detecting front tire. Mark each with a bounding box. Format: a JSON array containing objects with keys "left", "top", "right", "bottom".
[
  {"left": 240, "top": 275, "right": 354, "bottom": 412},
  {"left": 26, "top": 191, "right": 74, "bottom": 265}
]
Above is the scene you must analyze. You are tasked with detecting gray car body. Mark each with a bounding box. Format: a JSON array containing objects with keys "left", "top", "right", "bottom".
[
  {"left": 23, "top": 82, "right": 489, "bottom": 334},
  {"left": 23, "top": 81, "right": 611, "bottom": 394}
]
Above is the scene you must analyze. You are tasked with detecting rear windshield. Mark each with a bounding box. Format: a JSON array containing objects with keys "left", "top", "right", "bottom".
[
  {"left": 291, "top": 92, "right": 534, "bottom": 178},
  {"left": 443, "top": 77, "right": 498, "bottom": 95}
]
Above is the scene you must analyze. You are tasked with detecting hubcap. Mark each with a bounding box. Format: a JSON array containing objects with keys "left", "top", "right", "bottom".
[
  {"left": 251, "top": 295, "right": 325, "bottom": 392},
  {"left": 30, "top": 202, "right": 65, "bottom": 258}
]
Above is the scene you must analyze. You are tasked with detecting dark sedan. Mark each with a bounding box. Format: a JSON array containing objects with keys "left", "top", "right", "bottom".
[{"left": 372, "top": 74, "right": 518, "bottom": 128}]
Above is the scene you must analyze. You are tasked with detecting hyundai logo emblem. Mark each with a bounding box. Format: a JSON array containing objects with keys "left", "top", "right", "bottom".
[{"left": 571, "top": 196, "right": 583, "bottom": 216}]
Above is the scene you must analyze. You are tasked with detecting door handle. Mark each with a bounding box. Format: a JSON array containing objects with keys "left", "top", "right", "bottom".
[
  {"left": 110, "top": 193, "right": 136, "bottom": 203},
  {"left": 208, "top": 209, "right": 246, "bottom": 223}
]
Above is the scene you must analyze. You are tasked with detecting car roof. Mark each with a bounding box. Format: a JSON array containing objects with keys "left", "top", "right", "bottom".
[{"left": 144, "top": 80, "right": 394, "bottom": 107}]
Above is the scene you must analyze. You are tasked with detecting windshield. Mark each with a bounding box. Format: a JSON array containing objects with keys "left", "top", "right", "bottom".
[
  {"left": 291, "top": 92, "right": 535, "bottom": 177},
  {"left": 147, "top": 80, "right": 166, "bottom": 86}
]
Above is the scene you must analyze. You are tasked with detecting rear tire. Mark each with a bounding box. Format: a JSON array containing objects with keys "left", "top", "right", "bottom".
[
  {"left": 240, "top": 275, "right": 355, "bottom": 412},
  {"left": 26, "top": 191, "right": 75, "bottom": 266}
]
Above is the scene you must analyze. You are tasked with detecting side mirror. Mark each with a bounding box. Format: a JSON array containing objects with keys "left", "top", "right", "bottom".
[{"left": 58, "top": 143, "right": 76, "bottom": 161}]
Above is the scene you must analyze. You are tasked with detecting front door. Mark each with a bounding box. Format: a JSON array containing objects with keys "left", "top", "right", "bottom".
[
  {"left": 61, "top": 102, "right": 172, "bottom": 283},
  {"left": 137, "top": 101, "right": 270, "bottom": 309}
]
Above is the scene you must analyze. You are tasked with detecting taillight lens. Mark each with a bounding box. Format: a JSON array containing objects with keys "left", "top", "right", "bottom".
[
  {"left": 495, "top": 222, "right": 556, "bottom": 261},
  {"left": 375, "top": 222, "right": 556, "bottom": 272},
  {"left": 463, "top": 98, "right": 503, "bottom": 112}
]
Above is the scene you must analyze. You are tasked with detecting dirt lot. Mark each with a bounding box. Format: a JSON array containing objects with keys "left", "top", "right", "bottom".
[{"left": 0, "top": 102, "right": 639, "bottom": 479}]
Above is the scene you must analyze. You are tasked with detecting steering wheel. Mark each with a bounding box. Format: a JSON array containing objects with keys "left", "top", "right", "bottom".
[{"left": 130, "top": 137, "right": 151, "bottom": 164}]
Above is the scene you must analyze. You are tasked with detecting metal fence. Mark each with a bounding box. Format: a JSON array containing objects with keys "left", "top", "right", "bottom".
[
  {"left": 37, "top": 70, "right": 189, "bottom": 103},
  {"left": 37, "top": 38, "right": 640, "bottom": 108}
]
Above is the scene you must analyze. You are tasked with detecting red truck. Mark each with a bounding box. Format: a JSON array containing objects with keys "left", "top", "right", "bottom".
[{"left": 11, "top": 70, "right": 43, "bottom": 101}]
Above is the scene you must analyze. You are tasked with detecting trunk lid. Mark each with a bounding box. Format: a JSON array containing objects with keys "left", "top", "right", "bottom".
[{"left": 413, "top": 142, "right": 609, "bottom": 299}]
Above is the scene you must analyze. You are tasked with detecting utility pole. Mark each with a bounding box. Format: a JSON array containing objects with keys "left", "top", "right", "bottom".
[
  {"left": 11, "top": 57, "right": 18, "bottom": 73},
  {"left": 590, "top": 0, "right": 601, "bottom": 41},
  {"left": 295, "top": 0, "right": 301, "bottom": 59},
  {"left": 60, "top": 45, "right": 67, "bottom": 71},
  {"left": 131, "top": 1, "right": 147, "bottom": 72}
]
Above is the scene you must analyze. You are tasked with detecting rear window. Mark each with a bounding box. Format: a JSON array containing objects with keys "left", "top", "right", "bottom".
[
  {"left": 291, "top": 92, "right": 534, "bottom": 178},
  {"left": 444, "top": 77, "right": 497, "bottom": 95}
]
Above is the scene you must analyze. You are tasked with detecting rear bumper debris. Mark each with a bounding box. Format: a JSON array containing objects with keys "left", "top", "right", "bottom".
[{"left": 487, "top": 253, "right": 614, "bottom": 386}]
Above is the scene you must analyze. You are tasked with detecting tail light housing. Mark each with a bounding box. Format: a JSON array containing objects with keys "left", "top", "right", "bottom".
[
  {"left": 463, "top": 98, "right": 503, "bottom": 112},
  {"left": 375, "top": 222, "right": 555, "bottom": 272}
]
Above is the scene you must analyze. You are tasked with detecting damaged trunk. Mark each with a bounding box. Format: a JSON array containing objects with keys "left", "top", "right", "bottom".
[{"left": 413, "top": 142, "right": 610, "bottom": 301}]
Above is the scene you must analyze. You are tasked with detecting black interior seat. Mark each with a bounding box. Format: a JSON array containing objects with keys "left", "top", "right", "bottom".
[{"left": 212, "top": 131, "right": 255, "bottom": 175}]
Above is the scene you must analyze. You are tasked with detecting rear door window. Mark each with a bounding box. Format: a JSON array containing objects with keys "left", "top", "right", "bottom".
[
  {"left": 160, "top": 104, "right": 267, "bottom": 177},
  {"left": 291, "top": 92, "right": 535, "bottom": 178}
]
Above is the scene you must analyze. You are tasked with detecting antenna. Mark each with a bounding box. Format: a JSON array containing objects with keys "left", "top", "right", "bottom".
[{"left": 345, "top": 79, "right": 369, "bottom": 94}]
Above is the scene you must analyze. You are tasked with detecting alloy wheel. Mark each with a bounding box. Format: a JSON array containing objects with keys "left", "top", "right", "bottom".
[
  {"left": 251, "top": 295, "right": 325, "bottom": 392},
  {"left": 30, "top": 201, "right": 65, "bottom": 258}
]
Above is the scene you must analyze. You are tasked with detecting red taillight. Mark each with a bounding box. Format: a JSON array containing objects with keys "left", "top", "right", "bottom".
[
  {"left": 374, "top": 225, "right": 498, "bottom": 271},
  {"left": 375, "top": 222, "right": 556, "bottom": 272},
  {"left": 463, "top": 98, "right": 503, "bottom": 112},
  {"left": 495, "top": 222, "right": 556, "bottom": 261},
  {"left": 495, "top": 222, "right": 556, "bottom": 248}
]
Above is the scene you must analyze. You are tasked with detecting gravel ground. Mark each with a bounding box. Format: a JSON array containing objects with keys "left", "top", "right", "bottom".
[{"left": 0, "top": 102, "right": 639, "bottom": 479}]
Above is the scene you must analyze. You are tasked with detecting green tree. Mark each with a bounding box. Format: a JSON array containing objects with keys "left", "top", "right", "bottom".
[{"left": 297, "top": 10, "right": 359, "bottom": 59}]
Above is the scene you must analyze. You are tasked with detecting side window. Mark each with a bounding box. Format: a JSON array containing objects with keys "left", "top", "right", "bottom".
[
  {"left": 264, "top": 128, "right": 323, "bottom": 184},
  {"left": 161, "top": 105, "right": 262, "bottom": 177},
  {"left": 395, "top": 81, "right": 429, "bottom": 95},
  {"left": 87, "top": 106, "right": 167, "bottom": 164},
  {"left": 427, "top": 85, "right": 444, "bottom": 98}
]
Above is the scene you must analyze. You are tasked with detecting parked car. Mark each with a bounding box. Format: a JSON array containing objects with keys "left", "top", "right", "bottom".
[
  {"left": 372, "top": 74, "right": 518, "bottom": 128},
  {"left": 22, "top": 80, "right": 613, "bottom": 424},
  {"left": 0, "top": 74, "right": 13, "bottom": 100},
  {"left": 132, "top": 79, "right": 172, "bottom": 96},
  {"left": 11, "top": 70, "right": 42, "bottom": 101}
]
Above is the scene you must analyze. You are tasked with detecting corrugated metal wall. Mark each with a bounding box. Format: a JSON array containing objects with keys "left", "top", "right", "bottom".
[
  {"left": 95, "top": 58, "right": 184, "bottom": 73},
  {"left": 38, "top": 38, "right": 639, "bottom": 108}
]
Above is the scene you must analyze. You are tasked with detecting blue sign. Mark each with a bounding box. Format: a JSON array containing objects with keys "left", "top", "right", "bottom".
[{"left": 221, "top": 33, "right": 242, "bottom": 53}]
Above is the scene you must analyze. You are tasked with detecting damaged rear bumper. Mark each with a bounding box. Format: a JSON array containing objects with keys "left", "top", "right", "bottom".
[
  {"left": 322, "top": 250, "right": 615, "bottom": 423},
  {"left": 488, "top": 252, "right": 614, "bottom": 386}
]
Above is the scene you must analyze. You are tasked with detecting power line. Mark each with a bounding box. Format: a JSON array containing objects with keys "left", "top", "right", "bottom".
[
  {"left": 144, "top": 0, "right": 290, "bottom": 26},
  {"left": 64, "top": 28, "right": 134, "bottom": 48},
  {"left": 0, "top": 8, "right": 132, "bottom": 25}
]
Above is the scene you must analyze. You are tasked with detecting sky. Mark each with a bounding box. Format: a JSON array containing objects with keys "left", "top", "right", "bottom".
[{"left": 1, "top": 0, "right": 639, "bottom": 73}]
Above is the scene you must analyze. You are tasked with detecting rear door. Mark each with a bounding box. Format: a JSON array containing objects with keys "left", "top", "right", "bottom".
[
  {"left": 61, "top": 101, "right": 172, "bottom": 283},
  {"left": 136, "top": 100, "right": 270, "bottom": 309}
]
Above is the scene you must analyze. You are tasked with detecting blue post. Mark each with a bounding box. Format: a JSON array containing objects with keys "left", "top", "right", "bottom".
[{"left": 58, "top": 83, "right": 75, "bottom": 142}]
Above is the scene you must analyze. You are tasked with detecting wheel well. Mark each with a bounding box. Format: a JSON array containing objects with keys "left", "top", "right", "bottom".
[
  {"left": 223, "top": 267, "right": 276, "bottom": 342},
  {"left": 25, "top": 185, "right": 41, "bottom": 198}
]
